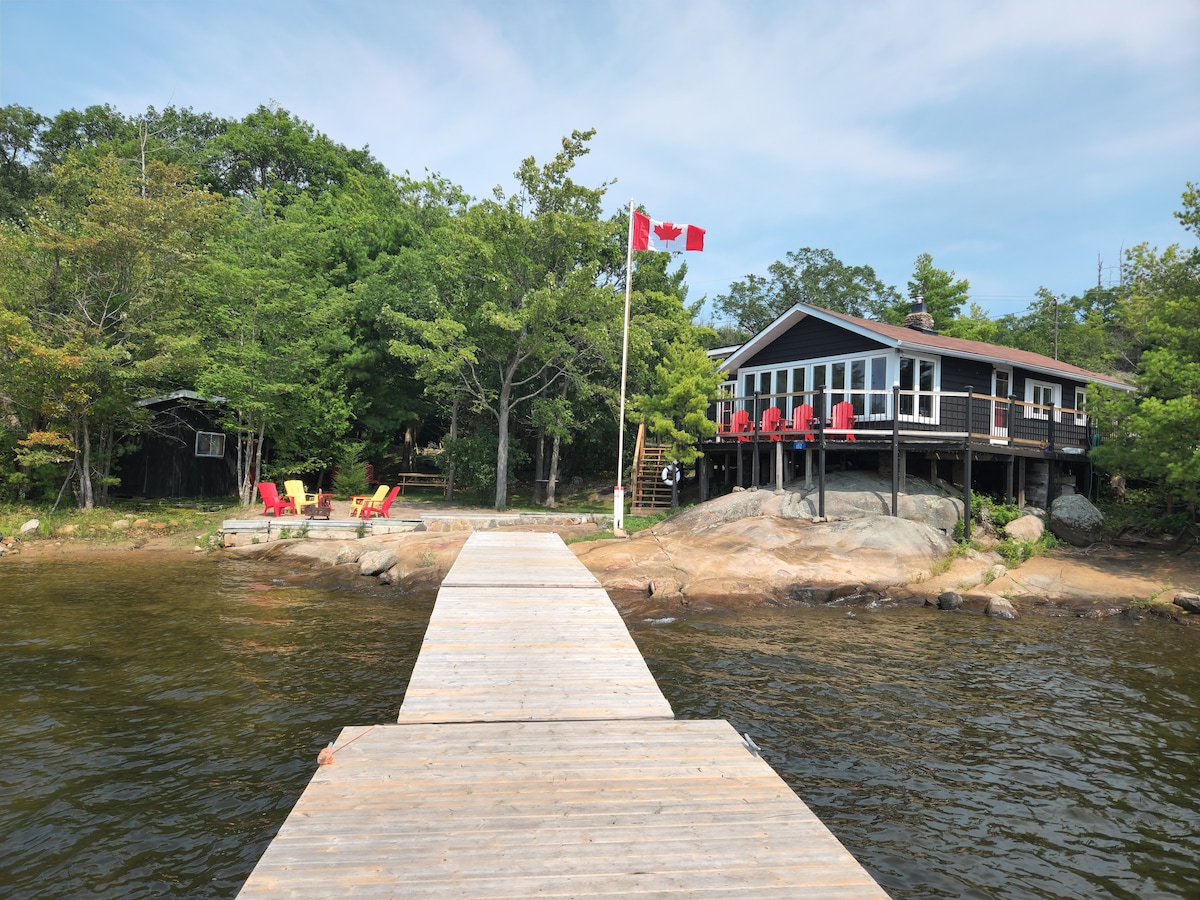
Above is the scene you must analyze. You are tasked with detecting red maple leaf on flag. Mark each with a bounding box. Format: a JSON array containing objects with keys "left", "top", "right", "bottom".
[{"left": 654, "top": 222, "right": 683, "bottom": 242}]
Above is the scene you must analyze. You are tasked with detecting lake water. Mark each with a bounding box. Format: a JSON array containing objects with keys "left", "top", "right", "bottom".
[{"left": 1, "top": 553, "right": 1198, "bottom": 898}]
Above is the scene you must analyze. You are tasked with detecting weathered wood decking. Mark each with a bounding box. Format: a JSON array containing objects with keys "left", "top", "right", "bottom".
[{"left": 237, "top": 532, "right": 889, "bottom": 898}]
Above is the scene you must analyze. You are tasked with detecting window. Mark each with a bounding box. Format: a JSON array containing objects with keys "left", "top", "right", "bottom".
[
  {"left": 195, "top": 431, "right": 226, "bottom": 458},
  {"left": 1074, "top": 387, "right": 1087, "bottom": 426},
  {"left": 1024, "top": 380, "right": 1059, "bottom": 419},
  {"left": 898, "top": 356, "right": 937, "bottom": 421}
]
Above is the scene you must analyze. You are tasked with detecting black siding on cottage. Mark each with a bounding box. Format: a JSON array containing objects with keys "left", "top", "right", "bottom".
[
  {"left": 116, "top": 402, "right": 238, "bottom": 499},
  {"left": 742, "top": 316, "right": 888, "bottom": 369},
  {"left": 940, "top": 356, "right": 993, "bottom": 393}
]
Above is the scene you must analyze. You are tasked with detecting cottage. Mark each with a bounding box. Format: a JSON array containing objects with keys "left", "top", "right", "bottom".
[{"left": 701, "top": 302, "right": 1133, "bottom": 509}]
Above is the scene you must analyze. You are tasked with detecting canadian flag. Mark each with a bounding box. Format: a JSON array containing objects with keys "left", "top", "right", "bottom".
[{"left": 631, "top": 210, "right": 705, "bottom": 252}]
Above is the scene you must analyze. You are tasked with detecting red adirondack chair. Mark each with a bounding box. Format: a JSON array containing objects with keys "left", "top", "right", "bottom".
[
  {"left": 760, "top": 406, "right": 784, "bottom": 441},
  {"left": 357, "top": 484, "right": 401, "bottom": 519},
  {"left": 831, "top": 401, "right": 857, "bottom": 441},
  {"left": 258, "top": 482, "right": 296, "bottom": 516},
  {"left": 730, "top": 408, "right": 752, "bottom": 442},
  {"left": 790, "top": 403, "right": 815, "bottom": 441}
]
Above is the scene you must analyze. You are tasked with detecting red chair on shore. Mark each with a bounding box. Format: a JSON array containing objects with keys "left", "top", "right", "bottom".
[
  {"left": 357, "top": 485, "right": 401, "bottom": 519},
  {"left": 257, "top": 482, "right": 296, "bottom": 516}
]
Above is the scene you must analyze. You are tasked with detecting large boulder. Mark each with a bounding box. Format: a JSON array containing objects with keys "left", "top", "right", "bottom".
[
  {"left": 574, "top": 490, "right": 954, "bottom": 611},
  {"left": 1049, "top": 494, "right": 1104, "bottom": 546}
]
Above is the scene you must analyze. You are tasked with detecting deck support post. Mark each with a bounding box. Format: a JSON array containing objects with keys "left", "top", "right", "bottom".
[
  {"left": 751, "top": 391, "right": 761, "bottom": 487},
  {"left": 1018, "top": 456, "right": 1027, "bottom": 507},
  {"left": 817, "top": 392, "right": 826, "bottom": 518},
  {"left": 890, "top": 383, "right": 900, "bottom": 516},
  {"left": 963, "top": 386, "right": 973, "bottom": 541},
  {"left": 700, "top": 453, "right": 710, "bottom": 502},
  {"left": 775, "top": 441, "right": 784, "bottom": 492},
  {"left": 1005, "top": 456, "right": 1014, "bottom": 504}
]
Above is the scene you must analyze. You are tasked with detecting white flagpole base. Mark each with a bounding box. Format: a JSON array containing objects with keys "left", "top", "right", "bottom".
[{"left": 613, "top": 486, "right": 626, "bottom": 533}]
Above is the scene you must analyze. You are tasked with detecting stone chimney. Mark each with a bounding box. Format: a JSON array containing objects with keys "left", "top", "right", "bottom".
[{"left": 904, "top": 296, "right": 936, "bottom": 333}]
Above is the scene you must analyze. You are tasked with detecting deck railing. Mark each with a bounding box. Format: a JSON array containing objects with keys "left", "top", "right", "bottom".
[{"left": 709, "top": 388, "right": 1090, "bottom": 452}]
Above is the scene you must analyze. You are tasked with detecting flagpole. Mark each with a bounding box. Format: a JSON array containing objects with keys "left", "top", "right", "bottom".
[{"left": 614, "top": 198, "right": 635, "bottom": 533}]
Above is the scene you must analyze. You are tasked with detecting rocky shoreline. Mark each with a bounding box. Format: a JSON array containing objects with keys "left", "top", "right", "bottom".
[{"left": 218, "top": 473, "right": 1200, "bottom": 625}]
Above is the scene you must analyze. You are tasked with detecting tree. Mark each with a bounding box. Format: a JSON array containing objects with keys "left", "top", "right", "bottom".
[
  {"left": 0, "top": 104, "right": 48, "bottom": 224},
  {"left": 1088, "top": 187, "right": 1200, "bottom": 510},
  {"left": 191, "top": 192, "right": 354, "bottom": 504},
  {"left": 0, "top": 153, "right": 222, "bottom": 506},
  {"left": 632, "top": 342, "right": 723, "bottom": 508},
  {"left": 382, "top": 130, "right": 619, "bottom": 508},
  {"left": 907, "top": 253, "right": 969, "bottom": 329},
  {"left": 715, "top": 248, "right": 902, "bottom": 335}
]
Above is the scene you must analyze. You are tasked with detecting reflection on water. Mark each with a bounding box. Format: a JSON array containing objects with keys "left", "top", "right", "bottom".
[
  {"left": 629, "top": 609, "right": 1200, "bottom": 900},
  {"left": 1, "top": 556, "right": 1198, "bottom": 899},
  {"left": 0, "top": 555, "right": 432, "bottom": 899}
]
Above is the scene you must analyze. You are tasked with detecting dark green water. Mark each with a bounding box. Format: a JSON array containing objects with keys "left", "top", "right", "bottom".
[{"left": 2, "top": 555, "right": 1198, "bottom": 898}]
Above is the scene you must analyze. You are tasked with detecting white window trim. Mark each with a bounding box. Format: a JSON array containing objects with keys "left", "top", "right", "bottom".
[
  {"left": 897, "top": 354, "right": 940, "bottom": 425},
  {"left": 1074, "top": 387, "right": 1087, "bottom": 426},
  {"left": 1024, "top": 380, "right": 1060, "bottom": 419}
]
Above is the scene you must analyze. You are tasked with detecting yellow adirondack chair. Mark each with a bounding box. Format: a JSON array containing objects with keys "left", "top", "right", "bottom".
[
  {"left": 350, "top": 484, "right": 389, "bottom": 518},
  {"left": 284, "top": 479, "right": 319, "bottom": 511}
]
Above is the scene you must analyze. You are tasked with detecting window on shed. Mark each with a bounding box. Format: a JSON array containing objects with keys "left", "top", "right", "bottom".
[{"left": 195, "top": 432, "right": 226, "bottom": 458}]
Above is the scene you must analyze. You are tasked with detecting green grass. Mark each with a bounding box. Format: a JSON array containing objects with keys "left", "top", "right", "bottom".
[{"left": 0, "top": 498, "right": 240, "bottom": 546}]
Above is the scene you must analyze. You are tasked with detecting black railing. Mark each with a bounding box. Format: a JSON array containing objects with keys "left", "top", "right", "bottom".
[{"left": 709, "top": 389, "right": 1090, "bottom": 452}]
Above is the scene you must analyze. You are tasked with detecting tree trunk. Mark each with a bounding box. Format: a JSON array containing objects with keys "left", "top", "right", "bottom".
[
  {"left": 446, "top": 394, "right": 458, "bottom": 501},
  {"left": 78, "top": 416, "right": 95, "bottom": 510},
  {"left": 533, "top": 426, "right": 546, "bottom": 505},
  {"left": 96, "top": 423, "right": 113, "bottom": 506},
  {"left": 547, "top": 432, "right": 561, "bottom": 508}
]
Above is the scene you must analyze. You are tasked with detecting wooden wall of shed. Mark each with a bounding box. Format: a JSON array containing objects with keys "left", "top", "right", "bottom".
[{"left": 116, "top": 403, "right": 238, "bottom": 499}]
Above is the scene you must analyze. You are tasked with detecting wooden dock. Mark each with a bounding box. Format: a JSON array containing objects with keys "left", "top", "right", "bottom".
[{"left": 237, "top": 532, "right": 889, "bottom": 898}]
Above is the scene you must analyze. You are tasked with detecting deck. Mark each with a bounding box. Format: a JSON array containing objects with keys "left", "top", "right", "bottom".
[{"left": 236, "top": 532, "right": 889, "bottom": 898}]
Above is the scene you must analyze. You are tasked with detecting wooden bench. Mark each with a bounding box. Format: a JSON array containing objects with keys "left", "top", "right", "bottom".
[{"left": 396, "top": 472, "right": 448, "bottom": 494}]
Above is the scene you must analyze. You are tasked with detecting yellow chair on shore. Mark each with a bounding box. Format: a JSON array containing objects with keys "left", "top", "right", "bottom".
[
  {"left": 350, "top": 484, "right": 389, "bottom": 518},
  {"left": 284, "top": 479, "right": 319, "bottom": 511}
]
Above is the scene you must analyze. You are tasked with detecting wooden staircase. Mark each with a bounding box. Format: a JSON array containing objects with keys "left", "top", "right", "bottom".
[{"left": 630, "top": 422, "right": 674, "bottom": 515}]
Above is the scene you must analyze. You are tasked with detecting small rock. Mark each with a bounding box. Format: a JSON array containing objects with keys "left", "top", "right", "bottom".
[
  {"left": 334, "top": 545, "right": 361, "bottom": 566},
  {"left": 937, "top": 591, "right": 963, "bottom": 611},
  {"left": 193, "top": 545, "right": 204, "bottom": 553},
  {"left": 1172, "top": 592, "right": 1200, "bottom": 614},
  {"left": 150, "top": 522, "right": 167, "bottom": 530},
  {"left": 985, "top": 596, "right": 1019, "bottom": 619},
  {"left": 1004, "top": 515, "right": 1044, "bottom": 543},
  {"left": 110, "top": 519, "right": 130, "bottom": 532},
  {"left": 358, "top": 550, "right": 398, "bottom": 577},
  {"left": 20, "top": 519, "right": 39, "bottom": 534},
  {"left": 133, "top": 518, "right": 150, "bottom": 528},
  {"left": 56, "top": 523, "right": 76, "bottom": 536},
  {"left": 987, "top": 564, "right": 1008, "bottom": 582}
]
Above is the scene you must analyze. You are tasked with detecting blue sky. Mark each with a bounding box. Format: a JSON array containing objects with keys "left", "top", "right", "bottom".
[{"left": 2, "top": 0, "right": 1197, "bottom": 322}]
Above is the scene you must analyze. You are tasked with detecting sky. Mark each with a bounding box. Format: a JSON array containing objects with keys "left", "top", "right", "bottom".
[{"left": 2, "top": 0, "right": 1198, "bottom": 323}]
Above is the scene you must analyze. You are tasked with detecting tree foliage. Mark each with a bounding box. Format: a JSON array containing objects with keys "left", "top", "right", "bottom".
[{"left": 714, "top": 248, "right": 903, "bottom": 337}]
